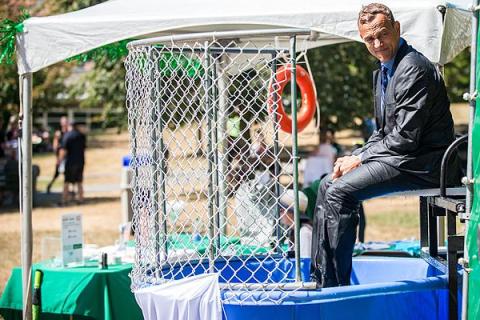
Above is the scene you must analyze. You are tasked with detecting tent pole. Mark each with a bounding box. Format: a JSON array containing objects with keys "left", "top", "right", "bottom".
[
  {"left": 215, "top": 56, "right": 228, "bottom": 236},
  {"left": 462, "top": 3, "right": 479, "bottom": 319},
  {"left": 20, "top": 73, "right": 33, "bottom": 320},
  {"left": 290, "top": 36, "right": 302, "bottom": 283}
]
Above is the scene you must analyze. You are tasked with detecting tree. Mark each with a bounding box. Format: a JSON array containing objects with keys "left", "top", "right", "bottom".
[
  {"left": 444, "top": 48, "right": 470, "bottom": 103},
  {"left": 0, "top": 1, "right": 74, "bottom": 118},
  {"left": 67, "top": 58, "right": 127, "bottom": 131},
  {"left": 307, "top": 42, "right": 471, "bottom": 131},
  {"left": 1, "top": 1, "right": 471, "bottom": 132},
  {"left": 0, "top": 1, "right": 31, "bottom": 113},
  {"left": 307, "top": 42, "right": 377, "bottom": 131}
]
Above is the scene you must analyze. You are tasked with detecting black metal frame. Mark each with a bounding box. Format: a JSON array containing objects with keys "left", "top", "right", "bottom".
[{"left": 419, "top": 135, "right": 468, "bottom": 320}]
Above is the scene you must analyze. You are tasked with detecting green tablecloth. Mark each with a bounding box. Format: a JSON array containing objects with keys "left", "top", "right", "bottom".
[
  {"left": 167, "top": 233, "right": 270, "bottom": 255},
  {"left": 167, "top": 234, "right": 239, "bottom": 254},
  {"left": 0, "top": 263, "right": 142, "bottom": 320},
  {"left": 0, "top": 235, "right": 275, "bottom": 320}
]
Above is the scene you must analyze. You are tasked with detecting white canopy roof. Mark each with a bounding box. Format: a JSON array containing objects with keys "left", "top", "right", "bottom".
[{"left": 16, "top": 0, "right": 473, "bottom": 74}]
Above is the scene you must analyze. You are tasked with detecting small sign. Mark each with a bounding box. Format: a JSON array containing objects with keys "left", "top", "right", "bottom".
[{"left": 61, "top": 213, "right": 83, "bottom": 266}]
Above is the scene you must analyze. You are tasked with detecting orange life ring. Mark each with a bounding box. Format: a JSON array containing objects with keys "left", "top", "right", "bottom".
[{"left": 268, "top": 64, "right": 316, "bottom": 133}]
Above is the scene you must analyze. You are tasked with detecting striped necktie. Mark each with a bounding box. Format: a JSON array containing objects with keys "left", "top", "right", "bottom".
[{"left": 381, "top": 65, "right": 389, "bottom": 113}]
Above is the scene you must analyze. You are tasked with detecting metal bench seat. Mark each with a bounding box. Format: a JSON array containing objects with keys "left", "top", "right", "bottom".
[{"left": 386, "top": 187, "right": 466, "bottom": 197}]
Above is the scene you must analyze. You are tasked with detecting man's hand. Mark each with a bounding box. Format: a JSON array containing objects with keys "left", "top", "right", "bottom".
[
  {"left": 332, "top": 155, "right": 361, "bottom": 180},
  {"left": 339, "top": 155, "right": 361, "bottom": 175},
  {"left": 332, "top": 157, "right": 345, "bottom": 180}
]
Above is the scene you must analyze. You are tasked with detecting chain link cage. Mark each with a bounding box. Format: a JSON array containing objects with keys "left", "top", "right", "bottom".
[{"left": 125, "top": 32, "right": 315, "bottom": 303}]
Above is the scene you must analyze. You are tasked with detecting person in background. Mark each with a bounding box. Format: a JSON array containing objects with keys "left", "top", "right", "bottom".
[
  {"left": 250, "top": 129, "right": 267, "bottom": 160},
  {"left": 279, "top": 189, "right": 312, "bottom": 259},
  {"left": 361, "top": 117, "right": 376, "bottom": 142},
  {"left": 6, "top": 115, "right": 19, "bottom": 142},
  {"left": 59, "top": 121, "right": 86, "bottom": 205},
  {"left": 0, "top": 116, "right": 6, "bottom": 159},
  {"left": 312, "top": 129, "right": 337, "bottom": 165},
  {"left": 249, "top": 129, "right": 274, "bottom": 172},
  {"left": 303, "top": 129, "right": 337, "bottom": 187},
  {"left": 326, "top": 128, "right": 343, "bottom": 157},
  {"left": 5, "top": 115, "right": 19, "bottom": 160},
  {"left": 46, "top": 116, "right": 69, "bottom": 194}
]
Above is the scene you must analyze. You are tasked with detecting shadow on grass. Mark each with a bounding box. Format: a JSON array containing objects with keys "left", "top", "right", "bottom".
[{"left": 0, "top": 192, "right": 119, "bottom": 213}]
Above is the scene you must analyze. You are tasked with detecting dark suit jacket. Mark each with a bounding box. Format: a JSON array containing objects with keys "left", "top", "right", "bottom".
[{"left": 353, "top": 40, "right": 456, "bottom": 184}]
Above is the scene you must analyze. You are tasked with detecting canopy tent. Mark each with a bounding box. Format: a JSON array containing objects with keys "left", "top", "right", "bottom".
[
  {"left": 16, "top": 0, "right": 473, "bottom": 74},
  {"left": 11, "top": 1, "right": 478, "bottom": 319}
]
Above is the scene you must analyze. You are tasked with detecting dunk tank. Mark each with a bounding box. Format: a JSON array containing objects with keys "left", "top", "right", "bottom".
[{"left": 124, "top": 30, "right": 455, "bottom": 319}]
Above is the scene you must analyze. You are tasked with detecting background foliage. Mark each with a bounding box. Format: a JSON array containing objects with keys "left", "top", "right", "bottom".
[
  {"left": 0, "top": 1, "right": 472, "bottom": 132},
  {"left": 308, "top": 42, "right": 471, "bottom": 131}
]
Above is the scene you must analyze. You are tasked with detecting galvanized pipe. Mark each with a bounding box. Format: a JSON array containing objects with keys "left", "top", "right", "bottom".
[
  {"left": 156, "top": 54, "right": 169, "bottom": 261},
  {"left": 290, "top": 36, "right": 302, "bottom": 283},
  {"left": 128, "top": 28, "right": 312, "bottom": 48},
  {"left": 221, "top": 281, "right": 317, "bottom": 291},
  {"left": 205, "top": 42, "right": 216, "bottom": 272},
  {"left": 212, "top": 53, "right": 223, "bottom": 251},
  {"left": 151, "top": 47, "right": 288, "bottom": 55},
  {"left": 271, "top": 57, "right": 282, "bottom": 252},
  {"left": 20, "top": 73, "right": 33, "bottom": 320},
  {"left": 216, "top": 56, "right": 228, "bottom": 236},
  {"left": 149, "top": 50, "right": 166, "bottom": 264}
]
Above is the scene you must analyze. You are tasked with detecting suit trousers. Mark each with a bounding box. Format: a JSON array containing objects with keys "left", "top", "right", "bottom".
[{"left": 311, "top": 160, "right": 437, "bottom": 287}]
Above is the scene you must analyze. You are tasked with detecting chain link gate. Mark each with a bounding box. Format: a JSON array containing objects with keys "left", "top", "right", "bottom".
[{"left": 125, "top": 30, "right": 316, "bottom": 303}]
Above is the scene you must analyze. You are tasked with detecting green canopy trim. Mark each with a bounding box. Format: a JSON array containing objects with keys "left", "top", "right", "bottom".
[
  {"left": 67, "top": 41, "right": 204, "bottom": 78},
  {"left": 157, "top": 51, "right": 204, "bottom": 78},
  {"left": 66, "top": 39, "right": 131, "bottom": 63},
  {"left": 0, "top": 9, "right": 29, "bottom": 65}
]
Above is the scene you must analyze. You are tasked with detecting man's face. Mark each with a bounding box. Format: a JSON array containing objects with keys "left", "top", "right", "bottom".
[{"left": 359, "top": 14, "right": 400, "bottom": 63}]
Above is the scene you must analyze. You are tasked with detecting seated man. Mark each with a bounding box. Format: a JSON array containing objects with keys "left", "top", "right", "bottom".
[{"left": 311, "top": 3, "right": 459, "bottom": 288}]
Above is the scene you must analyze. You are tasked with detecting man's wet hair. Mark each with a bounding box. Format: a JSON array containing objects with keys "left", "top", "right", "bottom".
[{"left": 358, "top": 3, "right": 395, "bottom": 26}]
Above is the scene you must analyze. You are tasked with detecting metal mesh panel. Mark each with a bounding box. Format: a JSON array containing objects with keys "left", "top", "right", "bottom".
[{"left": 126, "top": 37, "right": 310, "bottom": 303}]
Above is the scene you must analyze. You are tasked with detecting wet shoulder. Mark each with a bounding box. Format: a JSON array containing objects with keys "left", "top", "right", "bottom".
[{"left": 397, "top": 46, "right": 435, "bottom": 75}]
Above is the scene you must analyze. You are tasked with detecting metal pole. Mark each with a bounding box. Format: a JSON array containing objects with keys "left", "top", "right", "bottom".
[
  {"left": 155, "top": 53, "right": 169, "bottom": 262},
  {"left": 150, "top": 58, "right": 161, "bottom": 265},
  {"left": 438, "top": 65, "right": 446, "bottom": 247},
  {"left": 271, "top": 57, "right": 282, "bottom": 252},
  {"left": 462, "top": 3, "right": 478, "bottom": 319},
  {"left": 137, "top": 46, "right": 286, "bottom": 56},
  {"left": 212, "top": 56, "right": 223, "bottom": 251},
  {"left": 205, "top": 42, "right": 216, "bottom": 271},
  {"left": 149, "top": 50, "right": 165, "bottom": 265},
  {"left": 20, "top": 73, "right": 33, "bottom": 320},
  {"left": 128, "top": 28, "right": 312, "bottom": 48},
  {"left": 131, "top": 117, "right": 142, "bottom": 264},
  {"left": 290, "top": 36, "right": 302, "bottom": 282},
  {"left": 216, "top": 56, "right": 228, "bottom": 236}
]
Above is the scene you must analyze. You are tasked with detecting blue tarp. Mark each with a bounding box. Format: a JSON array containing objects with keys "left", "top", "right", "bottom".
[
  {"left": 220, "top": 257, "right": 457, "bottom": 320},
  {"left": 157, "top": 255, "right": 458, "bottom": 319}
]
